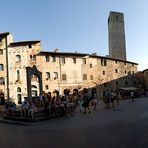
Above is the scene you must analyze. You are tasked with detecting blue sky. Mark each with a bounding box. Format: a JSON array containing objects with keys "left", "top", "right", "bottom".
[{"left": 0, "top": 0, "right": 148, "bottom": 71}]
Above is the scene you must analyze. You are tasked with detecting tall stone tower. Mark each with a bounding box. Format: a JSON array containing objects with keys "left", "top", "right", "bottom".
[{"left": 108, "top": 11, "right": 126, "bottom": 60}]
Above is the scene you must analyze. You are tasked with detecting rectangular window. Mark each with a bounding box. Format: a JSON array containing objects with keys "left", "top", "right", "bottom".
[
  {"left": 101, "top": 59, "right": 107, "bottom": 66},
  {"left": 104, "top": 59, "right": 107, "bottom": 66},
  {"left": 52, "top": 56, "right": 56, "bottom": 62},
  {"left": 28, "top": 45, "right": 32, "bottom": 48},
  {"left": 45, "top": 85, "right": 49, "bottom": 90},
  {"left": 73, "top": 58, "right": 76, "bottom": 64},
  {"left": 83, "top": 74, "right": 87, "bottom": 80},
  {"left": 62, "top": 74, "right": 67, "bottom": 80},
  {"left": 0, "top": 64, "right": 4, "bottom": 71},
  {"left": 103, "top": 70, "right": 105, "bottom": 75},
  {"left": 125, "top": 70, "right": 127, "bottom": 74},
  {"left": 90, "top": 75, "right": 93, "bottom": 80},
  {"left": 45, "top": 56, "right": 50, "bottom": 62},
  {"left": 90, "top": 64, "right": 93, "bottom": 68},
  {"left": 62, "top": 57, "right": 66, "bottom": 64},
  {"left": 83, "top": 59, "right": 86, "bottom": 64},
  {"left": 101, "top": 59, "right": 103, "bottom": 66},
  {"left": 116, "top": 16, "right": 118, "bottom": 20},
  {"left": 115, "top": 69, "right": 118, "bottom": 73},
  {"left": 132, "top": 64, "right": 134, "bottom": 67}
]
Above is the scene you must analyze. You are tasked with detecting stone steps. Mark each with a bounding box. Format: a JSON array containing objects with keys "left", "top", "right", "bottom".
[{"left": 0, "top": 109, "right": 50, "bottom": 125}]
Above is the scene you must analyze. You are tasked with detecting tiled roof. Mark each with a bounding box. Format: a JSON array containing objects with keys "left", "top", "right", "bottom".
[
  {"left": 0, "top": 32, "right": 10, "bottom": 37},
  {"left": 10, "top": 40, "right": 40, "bottom": 46},
  {"left": 37, "top": 51, "right": 138, "bottom": 65}
]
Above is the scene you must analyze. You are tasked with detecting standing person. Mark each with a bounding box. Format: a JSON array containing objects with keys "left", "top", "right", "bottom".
[
  {"left": 39, "top": 93, "right": 44, "bottom": 106},
  {"left": 82, "top": 88, "right": 91, "bottom": 114},
  {"left": 131, "top": 91, "right": 135, "bottom": 101},
  {"left": 28, "top": 101, "right": 37, "bottom": 119},
  {"left": 105, "top": 89, "right": 111, "bottom": 109},
  {"left": 47, "top": 92, "right": 52, "bottom": 103},
  {"left": 116, "top": 90, "right": 121, "bottom": 105},
  {"left": 91, "top": 92, "right": 97, "bottom": 110},
  {"left": 111, "top": 90, "right": 115, "bottom": 108},
  {"left": 43, "top": 92, "right": 49, "bottom": 111},
  {"left": 78, "top": 93, "right": 83, "bottom": 113}
]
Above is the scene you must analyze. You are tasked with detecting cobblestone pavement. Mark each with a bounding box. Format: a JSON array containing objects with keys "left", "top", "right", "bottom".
[{"left": 0, "top": 97, "right": 148, "bottom": 148}]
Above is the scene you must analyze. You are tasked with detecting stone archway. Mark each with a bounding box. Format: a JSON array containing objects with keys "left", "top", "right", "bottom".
[{"left": 26, "top": 65, "right": 43, "bottom": 101}]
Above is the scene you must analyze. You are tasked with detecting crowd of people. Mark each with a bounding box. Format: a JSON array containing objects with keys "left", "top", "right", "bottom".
[
  {"left": 0, "top": 99, "right": 37, "bottom": 118},
  {"left": 1, "top": 88, "right": 140, "bottom": 119},
  {"left": 0, "top": 88, "right": 98, "bottom": 118},
  {"left": 103, "top": 89, "right": 121, "bottom": 109}
]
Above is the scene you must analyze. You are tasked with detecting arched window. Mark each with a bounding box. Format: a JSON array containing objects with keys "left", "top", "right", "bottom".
[
  {"left": 0, "top": 77, "right": 5, "bottom": 85},
  {"left": 0, "top": 49, "right": 3, "bottom": 55},
  {"left": 53, "top": 72, "right": 58, "bottom": 80},
  {"left": 17, "top": 87, "right": 22, "bottom": 104},
  {"left": 17, "top": 94, "right": 22, "bottom": 104},
  {"left": 46, "top": 72, "right": 50, "bottom": 80},
  {"left": 32, "top": 55, "right": 36, "bottom": 61},
  {"left": 30, "top": 55, "right": 36, "bottom": 61},
  {"left": 17, "top": 87, "right": 21, "bottom": 92},
  {"left": 45, "top": 85, "right": 49, "bottom": 90},
  {"left": 0, "top": 64, "right": 4, "bottom": 71},
  {"left": 16, "top": 55, "right": 21, "bottom": 62},
  {"left": 17, "top": 70, "right": 20, "bottom": 81},
  {"left": 30, "top": 55, "right": 32, "bottom": 60}
]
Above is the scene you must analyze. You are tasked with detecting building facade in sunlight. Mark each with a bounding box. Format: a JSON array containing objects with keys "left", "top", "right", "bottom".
[
  {"left": 0, "top": 32, "right": 139, "bottom": 104},
  {"left": 1, "top": 11, "right": 144, "bottom": 104}
]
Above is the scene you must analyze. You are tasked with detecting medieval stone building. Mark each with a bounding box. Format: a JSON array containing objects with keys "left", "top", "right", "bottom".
[{"left": 0, "top": 12, "right": 141, "bottom": 104}]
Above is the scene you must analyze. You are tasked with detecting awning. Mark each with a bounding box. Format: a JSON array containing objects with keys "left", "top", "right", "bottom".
[{"left": 119, "top": 87, "right": 138, "bottom": 91}]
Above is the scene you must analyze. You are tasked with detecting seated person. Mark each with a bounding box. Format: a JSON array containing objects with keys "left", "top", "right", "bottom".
[
  {"left": 28, "top": 101, "right": 37, "bottom": 119},
  {"left": 21, "top": 100, "right": 29, "bottom": 118},
  {"left": 9, "top": 102, "right": 16, "bottom": 116},
  {"left": 1, "top": 102, "right": 9, "bottom": 117}
]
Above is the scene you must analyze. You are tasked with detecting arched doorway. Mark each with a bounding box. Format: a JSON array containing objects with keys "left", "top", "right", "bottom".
[
  {"left": 0, "top": 91, "right": 5, "bottom": 105},
  {"left": 73, "top": 89, "right": 78, "bottom": 94},
  {"left": 31, "top": 85, "right": 38, "bottom": 96},
  {"left": 64, "top": 89, "right": 70, "bottom": 95},
  {"left": 91, "top": 88, "right": 96, "bottom": 97}
]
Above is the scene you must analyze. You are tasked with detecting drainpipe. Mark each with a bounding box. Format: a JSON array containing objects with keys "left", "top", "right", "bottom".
[
  {"left": 59, "top": 53, "right": 62, "bottom": 94},
  {"left": 5, "top": 36, "right": 10, "bottom": 99}
]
